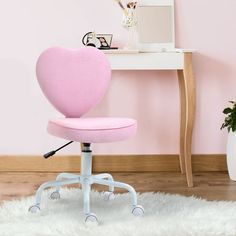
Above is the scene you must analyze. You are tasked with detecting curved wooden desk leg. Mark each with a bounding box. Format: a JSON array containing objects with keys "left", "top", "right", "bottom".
[
  {"left": 181, "top": 52, "right": 196, "bottom": 187},
  {"left": 177, "top": 70, "right": 187, "bottom": 174}
]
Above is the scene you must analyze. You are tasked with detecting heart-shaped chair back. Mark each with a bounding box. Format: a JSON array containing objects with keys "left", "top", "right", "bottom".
[{"left": 36, "top": 47, "right": 111, "bottom": 117}]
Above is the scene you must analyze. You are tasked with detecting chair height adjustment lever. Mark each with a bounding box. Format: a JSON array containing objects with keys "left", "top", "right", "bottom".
[
  {"left": 43, "top": 141, "right": 74, "bottom": 159},
  {"left": 43, "top": 150, "right": 56, "bottom": 159}
]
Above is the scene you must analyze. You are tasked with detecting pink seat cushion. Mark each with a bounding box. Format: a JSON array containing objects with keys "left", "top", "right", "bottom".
[{"left": 47, "top": 117, "right": 137, "bottom": 143}]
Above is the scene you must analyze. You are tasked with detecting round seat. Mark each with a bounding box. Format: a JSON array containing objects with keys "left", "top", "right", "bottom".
[{"left": 48, "top": 117, "right": 137, "bottom": 143}]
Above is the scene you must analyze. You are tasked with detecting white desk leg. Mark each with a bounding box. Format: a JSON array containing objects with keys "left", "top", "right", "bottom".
[{"left": 178, "top": 52, "right": 196, "bottom": 187}]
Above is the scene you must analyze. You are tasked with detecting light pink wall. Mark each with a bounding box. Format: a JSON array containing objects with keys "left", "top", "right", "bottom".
[
  {"left": 175, "top": 0, "right": 236, "bottom": 153},
  {"left": 0, "top": 0, "right": 235, "bottom": 155}
]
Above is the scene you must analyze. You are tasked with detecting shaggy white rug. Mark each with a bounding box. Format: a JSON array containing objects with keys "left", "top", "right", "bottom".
[{"left": 1, "top": 188, "right": 236, "bottom": 236}]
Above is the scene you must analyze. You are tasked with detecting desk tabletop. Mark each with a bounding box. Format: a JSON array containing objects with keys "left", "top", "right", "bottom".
[
  {"left": 103, "top": 48, "right": 196, "bottom": 54},
  {"left": 104, "top": 50, "right": 194, "bottom": 70}
]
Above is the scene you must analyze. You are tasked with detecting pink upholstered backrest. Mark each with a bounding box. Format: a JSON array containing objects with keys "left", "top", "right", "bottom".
[{"left": 36, "top": 47, "right": 111, "bottom": 117}]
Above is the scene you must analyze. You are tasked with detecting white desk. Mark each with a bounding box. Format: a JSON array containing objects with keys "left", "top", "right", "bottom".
[{"left": 105, "top": 50, "right": 196, "bottom": 187}]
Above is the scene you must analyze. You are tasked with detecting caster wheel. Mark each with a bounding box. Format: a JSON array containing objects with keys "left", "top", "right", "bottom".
[
  {"left": 50, "top": 191, "right": 60, "bottom": 200},
  {"left": 85, "top": 213, "right": 99, "bottom": 226},
  {"left": 28, "top": 205, "right": 41, "bottom": 213},
  {"left": 132, "top": 205, "right": 144, "bottom": 216},
  {"left": 103, "top": 191, "right": 115, "bottom": 201}
]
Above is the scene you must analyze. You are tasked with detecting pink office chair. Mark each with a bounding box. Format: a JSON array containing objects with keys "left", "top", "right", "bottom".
[{"left": 28, "top": 47, "right": 144, "bottom": 224}]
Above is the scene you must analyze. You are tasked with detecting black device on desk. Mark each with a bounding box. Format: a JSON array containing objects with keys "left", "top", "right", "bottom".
[{"left": 82, "top": 32, "right": 118, "bottom": 50}]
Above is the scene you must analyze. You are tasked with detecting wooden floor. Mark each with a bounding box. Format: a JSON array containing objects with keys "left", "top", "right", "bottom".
[{"left": 1, "top": 172, "right": 236, "bottom": 202}]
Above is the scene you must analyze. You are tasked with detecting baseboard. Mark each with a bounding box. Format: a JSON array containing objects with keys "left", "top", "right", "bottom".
[{"left": 0, "top": 154, "right": 227, "bottom": 172}]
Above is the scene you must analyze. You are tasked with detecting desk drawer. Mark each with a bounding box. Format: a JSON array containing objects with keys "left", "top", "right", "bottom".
[{"left": 106, "top": 52, "right": 184, "bottom": 70}]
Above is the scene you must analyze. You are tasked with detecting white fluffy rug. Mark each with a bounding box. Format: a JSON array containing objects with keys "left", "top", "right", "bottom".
[{"left": 1, "top": 188, "right": 236, "bottom": 236}]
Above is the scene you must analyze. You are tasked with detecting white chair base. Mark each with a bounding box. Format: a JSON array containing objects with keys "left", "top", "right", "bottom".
[{"left": 29, "top": 143, "right": 144, "bottom": 224}]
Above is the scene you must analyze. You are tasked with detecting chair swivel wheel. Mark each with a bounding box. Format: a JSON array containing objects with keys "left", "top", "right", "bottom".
[
  {"left": 50, "top": 191, "right": 60, "bottom": 200},
  {"left": 85, "top": 213, "right": 99, "bottom": 226},
  {"left": 132, "top": 205, "right": 144, "bottom": 216},
  {"left": 28, "top": 205, "right": 41, "bottom": 213},
  {"left": 102, "top": 191, "right": 115, "bottom": 201}
]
